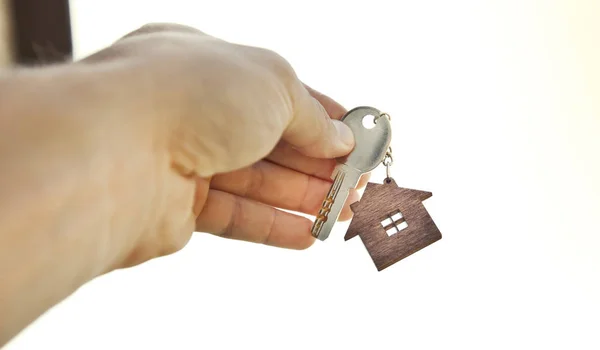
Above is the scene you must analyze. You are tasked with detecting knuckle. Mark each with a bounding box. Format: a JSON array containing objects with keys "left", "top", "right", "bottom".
[
  {"left": 247, "top": 163, "right": 265, "bottom": 197},
  {"left": 121, "top": 23, "right": 205, "bottom": 40},
  {"left": 141, "top": 22, "right": 203, "bottom": 34},
  {"left": 121, "top": 23, "right": 171, "bottom": 38},
  {"left": 253, "top": 47, "right": 297, "bottom": 81},
  {"left": 137, "top": 22, "right": 174, "bottom": 33},
  {"left": 261, "top": 208, "right": 278, "bottom": 245},
  {"left": 220, "top": 195, "right": 241, "bottom": 239}
]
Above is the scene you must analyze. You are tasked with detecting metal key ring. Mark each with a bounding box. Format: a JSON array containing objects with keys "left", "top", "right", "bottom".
[{"left": 374, "top": 112, "right": 391, "bottom": 124}]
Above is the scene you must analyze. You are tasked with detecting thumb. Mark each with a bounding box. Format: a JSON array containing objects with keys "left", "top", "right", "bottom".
[{"left": 283, "top": 83, "right": 355, "bottom": 159}]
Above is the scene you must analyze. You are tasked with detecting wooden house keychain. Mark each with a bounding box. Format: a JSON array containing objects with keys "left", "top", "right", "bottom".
[{"left": 311, "top": 106, "right": 442, "bottom": 271}]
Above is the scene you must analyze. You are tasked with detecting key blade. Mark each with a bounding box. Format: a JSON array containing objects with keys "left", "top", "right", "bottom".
[
  {"left": 310, "top": 106, "right": 392, "bottom": 241},
  {"left": 311, "top": 164, "right": 362, "bottom": 241}
]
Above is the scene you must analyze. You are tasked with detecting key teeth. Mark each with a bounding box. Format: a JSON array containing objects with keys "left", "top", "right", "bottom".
[{"left": 311, "top": 169, "right": 348, "bottom": 240}]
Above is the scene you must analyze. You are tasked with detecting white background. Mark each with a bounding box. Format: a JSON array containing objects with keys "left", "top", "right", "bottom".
[{"left": 6, "top": 0, "right": 600, "bottom": 349}]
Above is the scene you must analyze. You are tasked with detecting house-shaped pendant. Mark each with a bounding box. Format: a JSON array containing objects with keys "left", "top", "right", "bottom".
[{"left": 345, "top": 178, "right": 442, "bottom": 271}]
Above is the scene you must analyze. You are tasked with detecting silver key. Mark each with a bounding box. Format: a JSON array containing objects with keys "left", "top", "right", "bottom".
[{"left": 311, "top": 106, "right": 392, "bottom": 241}]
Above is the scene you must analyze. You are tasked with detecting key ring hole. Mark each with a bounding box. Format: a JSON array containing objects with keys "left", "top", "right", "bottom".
[{"left": 361, "top": 114, "right": 376, "bottom": 129}]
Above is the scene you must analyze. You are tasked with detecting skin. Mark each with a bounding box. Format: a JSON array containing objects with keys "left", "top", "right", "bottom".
[{"left": 0, "top": 23, "right": 371, "bottom": 345}]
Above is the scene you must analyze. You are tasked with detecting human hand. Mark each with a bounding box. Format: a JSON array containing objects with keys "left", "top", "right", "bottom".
[{"left": 81, "top": 23, "right": 369, "bottom": 271}]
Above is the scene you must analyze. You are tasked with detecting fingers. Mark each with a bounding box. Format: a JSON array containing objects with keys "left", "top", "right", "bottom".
[
  {"left": 195, "top": 189, "right": 315, "bottom": 249},
  {"left": 266, "top": 141, "right": 336, "bottom": 180},
  {"left": 267, "top": 141, "right": 372, "bottom": 187},
  {"left": 282, "top": 81, "right": 355, "bottom": 159},
  {"left": 210, "top": 160, "right": 358, "bottom": 221}
]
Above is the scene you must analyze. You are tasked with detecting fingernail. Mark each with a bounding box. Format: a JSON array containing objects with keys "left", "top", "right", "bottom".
[{"left": 333, "top": 120, "right": 355, "bottom": 150}]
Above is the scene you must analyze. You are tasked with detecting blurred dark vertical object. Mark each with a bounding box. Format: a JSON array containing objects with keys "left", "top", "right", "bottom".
[
  {"left": 0, "top": 0, "right": 14, "bottom": 65},
  {"left": 9, "top": 0, "right": 72, "bottom": 65}
]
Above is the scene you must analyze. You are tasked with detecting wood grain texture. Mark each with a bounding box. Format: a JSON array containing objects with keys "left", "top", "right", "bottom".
[{"left": 345, "top": 178, "right": 441, "bottom": 271}]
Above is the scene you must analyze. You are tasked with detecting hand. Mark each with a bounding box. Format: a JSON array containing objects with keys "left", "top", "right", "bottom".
[
  {"left": 78, "top": 23, "right": 370, "bottom": 270},
  {"left": 198, "top": 93, "right": 371, "bottom": 249}
]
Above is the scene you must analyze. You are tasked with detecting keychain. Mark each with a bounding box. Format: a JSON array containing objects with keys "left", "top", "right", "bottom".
[{"left": 311, "top": 106, "right": 442, "bottom": 271}]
